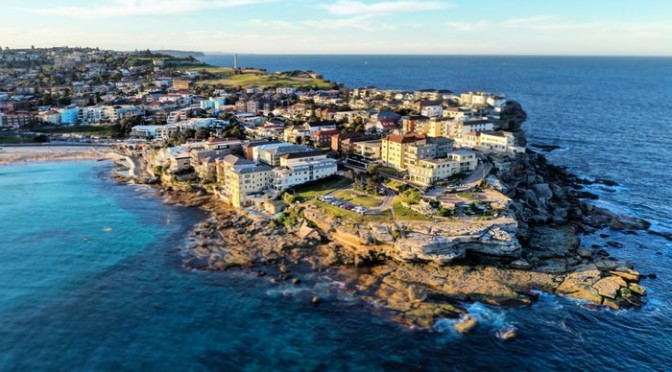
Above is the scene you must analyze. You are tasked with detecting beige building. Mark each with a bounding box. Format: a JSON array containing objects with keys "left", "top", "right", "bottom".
[
  {"left": 381, "top": 133, "right": 453, "bottom": 170},
  {"left": 408, "top": 150, "right": 478, "bottom": 186},
  {"left": 353, "top": 140, "right": 382, "bottom": 160},
  {"left": 216, "top": 154, "right": 273, "bottom": 208}
]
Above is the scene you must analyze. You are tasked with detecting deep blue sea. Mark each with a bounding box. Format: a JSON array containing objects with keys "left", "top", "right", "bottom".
[{"left": 2, "top": 56, "right": 672, "bottom": 370}]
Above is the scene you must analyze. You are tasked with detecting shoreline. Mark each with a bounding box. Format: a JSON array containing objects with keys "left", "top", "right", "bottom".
[
  {"left": 119, "top": 144, "right": 651, "bottom": 333},
  {"left": 0, "top": 144, "right": 121, "bottom": 165}
]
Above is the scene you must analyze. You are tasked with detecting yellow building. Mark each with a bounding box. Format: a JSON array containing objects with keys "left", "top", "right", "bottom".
[
  {"left": 381, "top": 133, "right": 426, "bottom": 170},
  {"left": 381, "top": 133, "right": 452, "bottom": 170}
]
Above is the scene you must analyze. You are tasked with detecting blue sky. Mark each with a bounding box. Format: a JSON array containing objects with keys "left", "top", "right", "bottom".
[{"left": 2, "top": 0, "right": 671, "bottom": 55}]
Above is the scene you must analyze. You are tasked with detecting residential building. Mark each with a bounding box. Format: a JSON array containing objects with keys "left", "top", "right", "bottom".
[
  {"left": 217, "top": 154, "right": 273, "bottom": 208},
  {"left": 353, "top": 140, "right": 382, "bottom": 160},
  {"left": 258, "top": 144, "right": 317, "bottom": 167},
  {"left": 60, "top": 107, "right": 80, "bottom": 125},
  {"left": 38, "top": 110, "right": 61, "bottom": 125},
  {"left": 381, "top": 133, "right": 453, "bottom": 170},
  {"left": 408, "top": 150, "right": 478, "bottom": 186},
  {"left": 312, "top": 128, "right": 340, "bottom": 147},
  {"left": 172, "top": 79, "right": 192, "bottom": 90},
  {"left": 401, "top": 115, "right": 429, "bottom": 134}
]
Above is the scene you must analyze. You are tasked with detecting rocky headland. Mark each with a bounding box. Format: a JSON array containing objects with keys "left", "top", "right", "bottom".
[{"left": 118, "top": 101, "right": 652, "bottom": 334}]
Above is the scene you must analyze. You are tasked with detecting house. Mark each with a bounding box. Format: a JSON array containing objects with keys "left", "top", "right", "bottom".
[
  {"left": 38, "top": 110, "right": 61, "bottom": 125},
  {"left": 375, "top": 119, "right": 399, "bottom": 134},
  {"left": 312, "top": 129, "right": 340, "bottom": 147},
  {"left": 243, "top": 139, "right": 282, "bottom": 161},
  {"left": 331, "top": 132, "right": 366, "bottom": 154},
  {"left": 417, "top": 100, "right": 443, "bottom": 118}
]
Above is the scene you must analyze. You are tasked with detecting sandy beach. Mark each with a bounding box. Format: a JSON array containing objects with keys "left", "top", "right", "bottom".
[{"left": 0, "top": 144, "right": 119, "bottom": 165}]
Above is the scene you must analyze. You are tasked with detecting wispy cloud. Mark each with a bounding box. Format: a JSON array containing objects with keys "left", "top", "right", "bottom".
[
  {"left": 503, "top": 15, "right": 556, "bottom": 26},
  {"left": 446, "top": 20, "right": 490, "bottom": 32},
  {"left": 29, "top": 0, "right": 276, "bottom": 18},
  {"left": 448, "top": 15, "right": 616, "bottom": 33},
  {"left": 321, "top": 1, "right": 450, "bottom": 16},
  {"left": 303, "top": 15, "right": 379, "bottom": 31}
]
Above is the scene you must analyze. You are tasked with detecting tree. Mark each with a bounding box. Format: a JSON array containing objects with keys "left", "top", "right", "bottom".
[{"left": 195, "top": 127, "right": 211, "bottom": 140}]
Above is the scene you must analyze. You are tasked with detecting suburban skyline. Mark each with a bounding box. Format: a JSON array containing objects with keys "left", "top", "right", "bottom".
[{"left": 2, "top": 0, "right": 671, "bottom": 56}]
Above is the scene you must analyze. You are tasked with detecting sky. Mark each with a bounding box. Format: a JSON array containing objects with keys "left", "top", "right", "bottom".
[{"left": 1, "top": 0, "right": 671, "bottom": 55}]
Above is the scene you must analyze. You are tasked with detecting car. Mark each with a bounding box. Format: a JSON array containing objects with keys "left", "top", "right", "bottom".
[{"left": 343, "top": 205, "right": 354, "bottom": 210}]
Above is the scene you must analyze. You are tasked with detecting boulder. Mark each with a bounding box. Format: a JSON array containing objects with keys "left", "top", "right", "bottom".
[
  {"left": 407, "top": 284, "right": 428, "bottom": 302},
  {"left": 593, "top": 276, "right": 627, "bottom": 299},
  {"left": 533, "top": 183, "right": 554, "bottom": 203},
  {"left": 577, "top": 248, "right": 593, "bottom": 258},
  {"left": 609, "top": 269, "right": 641, "bottom": 282},
  {"left": 509, "top": 259, "right": 531, "bottom": 270},
  {"left": 556, "top": 265, "right": 603, "bottom": 303},
  {"left": 527, "top": 226, "right": 579, "bottom": 259},
  {"left": 628, "top": 283, "right": 646, "bottom": 296},
  {"left": 454, "top": 315, "right": 479, "bottom": 335}
]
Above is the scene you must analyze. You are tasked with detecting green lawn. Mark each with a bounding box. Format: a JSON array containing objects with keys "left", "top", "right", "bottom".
[
  {"left": 194, "top": 68, "right": 334, "bottom": 89},
  {"left": 0, "top": 137, "right": 36, "bottom": 144},
  {"left": 314, "top": 200, "right": 364, "bottom": 223},
  {"left": 292, "top": 176, "right": 353, "bottom": 202},
  {"left": 334, "top": 190, "right": 383, "bottom": 208},
  {"left": 392, "top": 199, "right": 431, "bottom": 222}
]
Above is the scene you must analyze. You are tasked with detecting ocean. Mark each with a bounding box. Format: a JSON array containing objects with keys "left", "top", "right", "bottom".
[{"left": 2, "top": 56, "right": 672, "bottom": 370}]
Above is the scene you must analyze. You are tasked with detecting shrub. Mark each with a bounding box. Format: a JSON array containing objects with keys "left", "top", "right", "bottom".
[{"left": 401, "top": 189, "right": 422, "bottom": 205}]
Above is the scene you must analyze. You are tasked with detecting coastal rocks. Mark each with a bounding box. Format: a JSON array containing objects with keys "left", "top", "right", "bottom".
[
  {"left": 509, "top": 259, "right": 531, "bottom": 270},
  {"left": 454, "top": 315, "right": 479, "bottom": 335},
  {"left": 555, "top": 265, "right": 603, "bottom": 303},
  {"left": 390, "top": 225, "right": 522, "bottom": 265},
  {"left": 593, "top": 276, "right": 627, "bottom": 299},
  {"left": 407, "top": 284, "right": 428, "bottom": 302},
  {"left": 526, "top": 226, "right": 579, "bottom": 259}
]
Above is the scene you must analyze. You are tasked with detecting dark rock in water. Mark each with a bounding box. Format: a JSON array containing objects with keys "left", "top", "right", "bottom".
[
  {"left": 647, "top": 230, "right": 672, "bottom": 241},
  {"left": 606, "top": 241, "right": 624, "bottom": 248},
  {"left": 648, "top": 273, "right": 657, "bottom": 279},
  {"left": 573, "top": 191, "right": 599, "bottom": 200},
  {"left": 530, "top": 143, "right": 562, "bottom": 152},
  {"left": 596, "top": 249, "right": 610, "bottom": 257},
  {"left": 599, "top": 234, "right": 610, "bottom": 238},
  {"left": 594, "top": 178, "right": 619, "bottom": 187}
]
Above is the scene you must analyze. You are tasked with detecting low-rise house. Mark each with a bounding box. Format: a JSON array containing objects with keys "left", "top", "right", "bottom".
[
  {"left": 312, "top": 128, "right": 340, "bottom": 147},
  {"left": 38, "top": 110, "right": 61, "bottom": 125}
]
